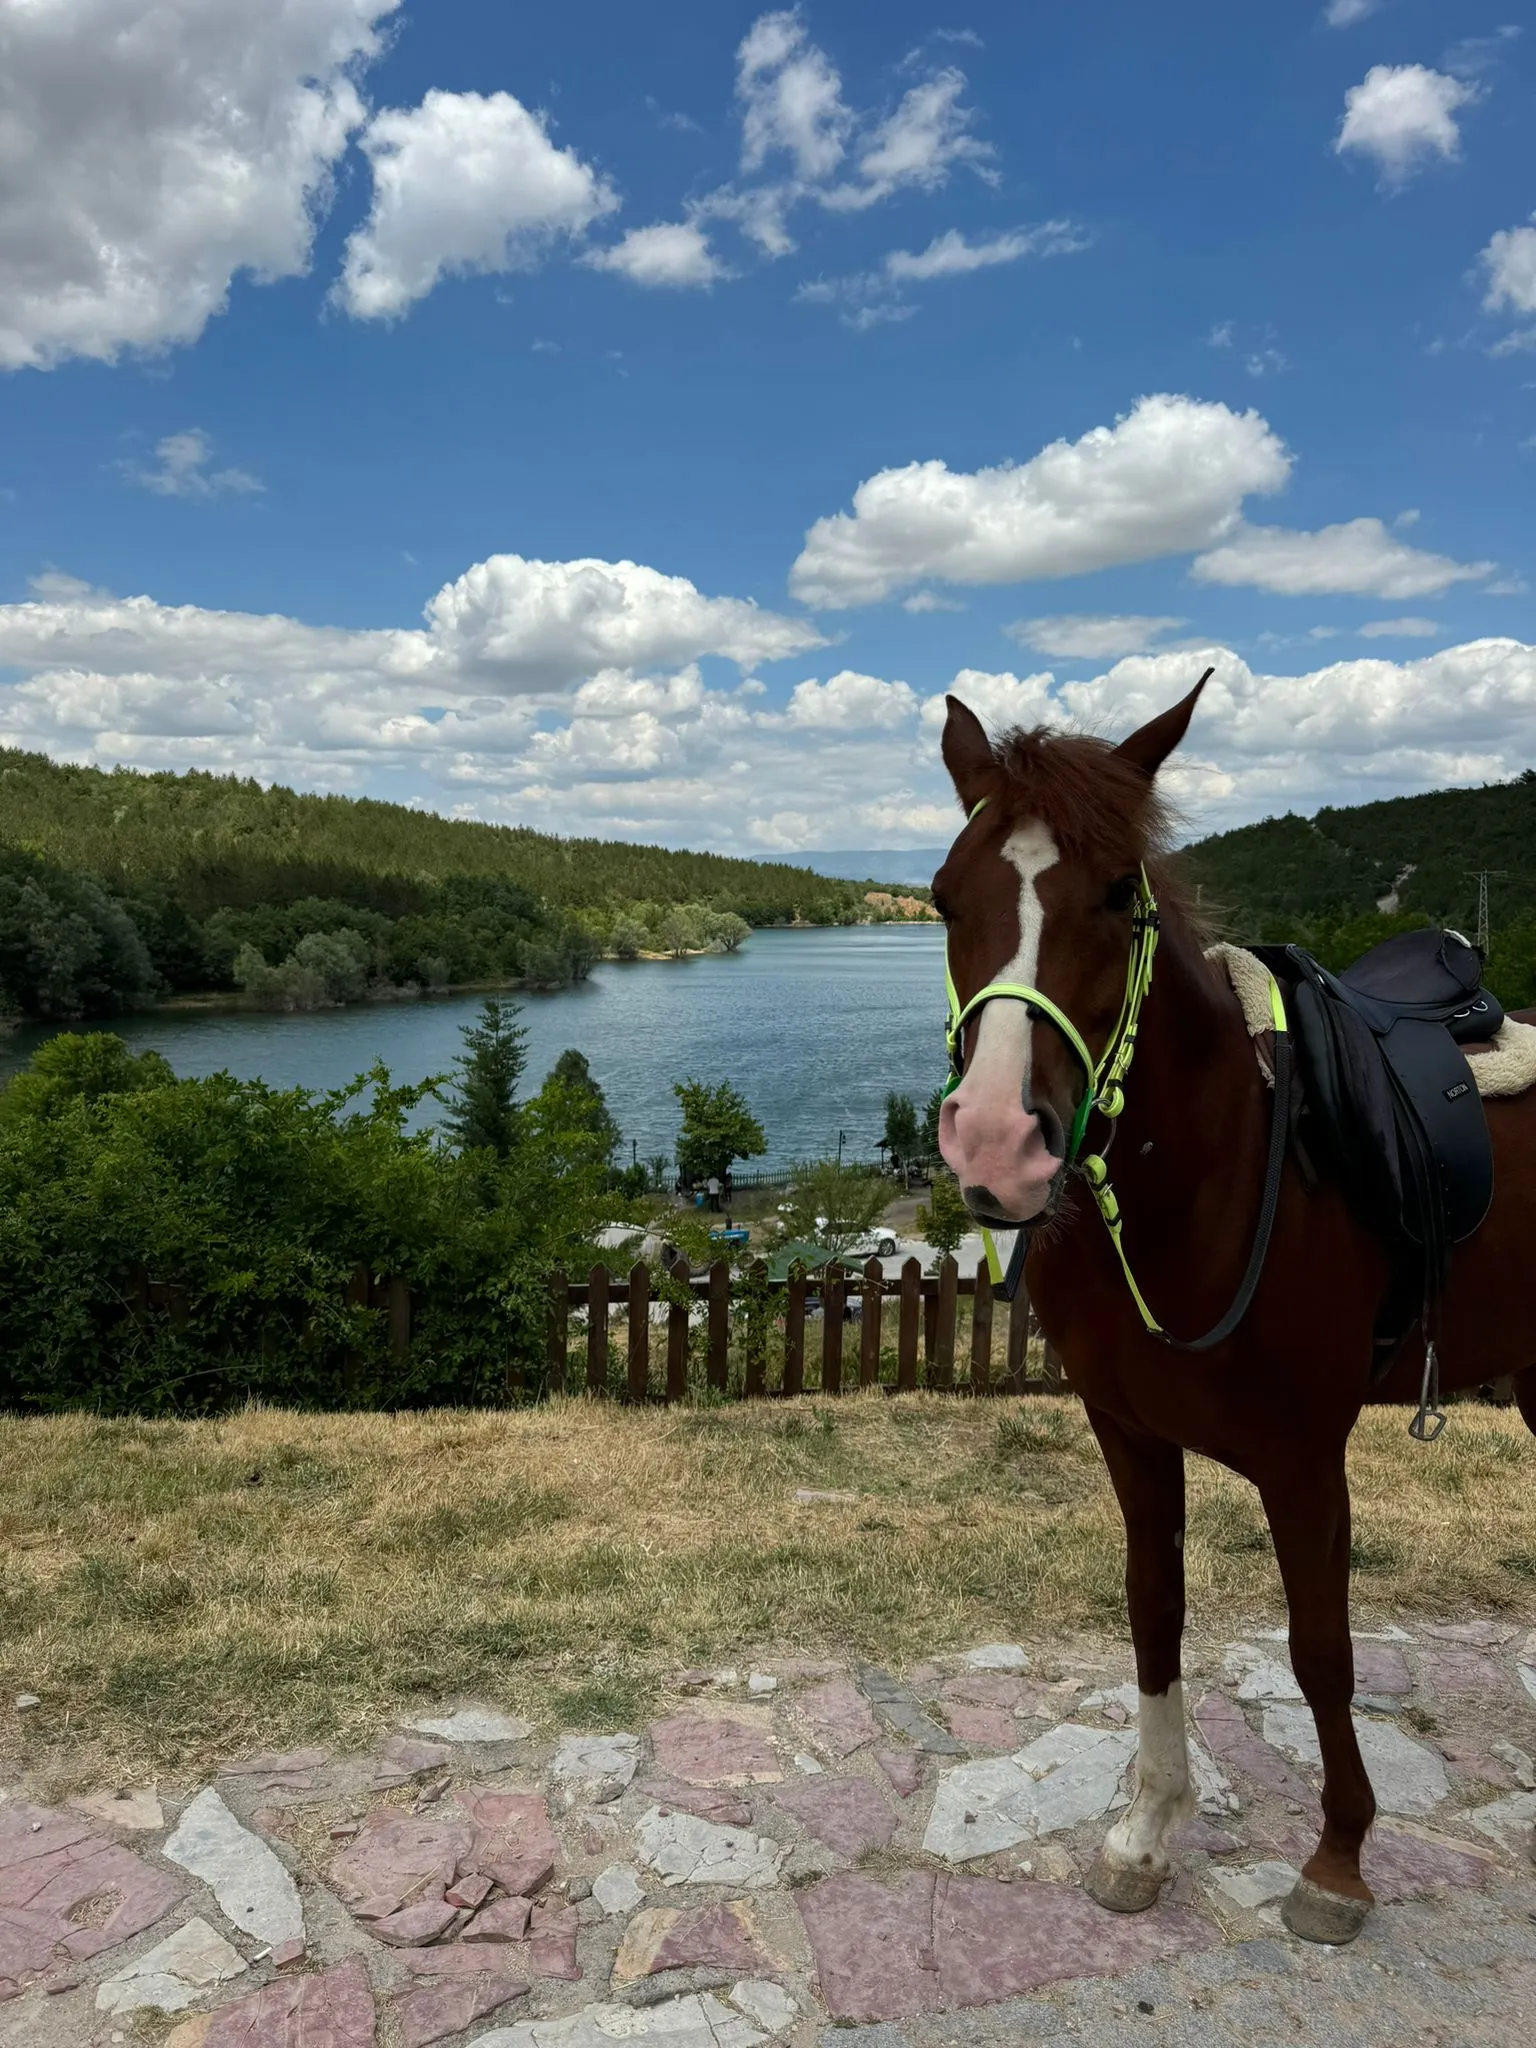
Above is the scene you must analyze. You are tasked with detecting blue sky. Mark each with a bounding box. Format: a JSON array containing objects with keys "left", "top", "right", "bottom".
[{"left": 0, "top": 0, "right": 1532, "bottom": 852}]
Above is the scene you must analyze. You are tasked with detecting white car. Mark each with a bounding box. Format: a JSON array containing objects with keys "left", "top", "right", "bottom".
[{"left": 816, "top": 1219, "right": 898, "bottom": 1258}]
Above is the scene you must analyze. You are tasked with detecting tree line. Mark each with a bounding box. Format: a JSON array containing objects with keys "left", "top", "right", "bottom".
[{"left": 0, "top": 750, "right": 896, "bottom": 1020}]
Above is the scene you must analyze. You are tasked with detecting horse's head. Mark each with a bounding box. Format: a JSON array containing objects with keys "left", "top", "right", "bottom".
[{"left": 933, "top": 677, "right": 1207, "bottom": 1226}]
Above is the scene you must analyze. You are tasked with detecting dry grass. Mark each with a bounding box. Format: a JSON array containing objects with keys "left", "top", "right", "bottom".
[{"left": 2, "top": 1396, "right": 1533, "bottom": 1792}]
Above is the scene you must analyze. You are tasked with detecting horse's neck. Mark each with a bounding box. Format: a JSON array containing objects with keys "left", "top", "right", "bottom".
[{"left": 1118, "top": 916, "right": 1257, "bottom": 1154}]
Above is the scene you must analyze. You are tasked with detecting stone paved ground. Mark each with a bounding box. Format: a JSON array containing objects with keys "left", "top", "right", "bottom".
[{"left": 3, "top": 1624, "right": 1535, "bottom": 2048}]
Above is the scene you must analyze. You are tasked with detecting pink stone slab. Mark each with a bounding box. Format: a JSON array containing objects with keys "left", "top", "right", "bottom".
[
  {"left": 446, "top": 1872, "right": 493, "bottom": 1911},
  {"left": 616, "top": 1901, "right": 768, "bottom": 1982},
  {"left": 875, "top": 1749, "right": 924, "bottom": 1799},
  {"left": 218, "top": 1749, "right": 329, "bottom": 1791},
  {"left": 524, "top": 1899, "right": 582, "bottom": 1980},
  {"left": 796, "top": 1871, "right": 941, "bottom": 2020},
  {"left": 648, "top": 1713, "right": 781, "bottom": 1786},
  {"left": 633, "top": 1776, "right": 753, "bottom": 1828},
  {"left": 1352, "top": 1643, "right": 1411, "bottom": 1696},
  {"left": 372, "top": 1737, "right": 454, "bottom": 1788},
  {"left": 1170, "top": 1818, "right": 1242, "bottom": 1856},
  {"left": 939, "top": 1675, "right": 1036, "bottom": 1713},
  {"left": 396, "top": 1972, "right": 526, "bottom": 2048},
  {"left": 203, "top": 1955, "right": 375, "bottom": 2047},
  {"left": 942, "top": 1705, "right": 1017, "bottom": 1752},
  {"left": 933, "top": 1872, "right": 1218, "bottom": 2008},
  {"left": 368, "top": 1898, "right": 462, "bottom": 1946},
  {"left": 1422, "top": 1649, "right": 1508, "bottom": 1695},
  {"left": 457, "top": 1789, "right": 559, "bottom": 1898},
  {"left": 329, "top": 1811, "right": 472, "bottom": 1917},
  {"left": 798, "top": 1870, "right": 1218, "bottom": 2022},
  {"left": 772, "top": 1777, "right": 898, "bottom": 1859},
  {"left": 795, "top": 1678, "right": 880, "bottom": 1758},
  {"left": 1424, "top": 1620, "right": 1514, "bottom": 1647},
  {"left": 1193, "top": 1693, "right": 1320, "bottom": 1815},
  {"left": 463, "top": 1895, "right": 533, "bottom": 1942},
  {"left": 1262, "top": 1823, "right": 1491, "bottom": 1903},
  {"left": 0, "top": 1801, "right": 184, "bottom": 1988}
]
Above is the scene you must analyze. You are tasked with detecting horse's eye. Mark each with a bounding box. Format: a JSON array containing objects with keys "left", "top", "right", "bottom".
[{"left": 1105, "top": 874, "right": 1137, "bottom": 914}]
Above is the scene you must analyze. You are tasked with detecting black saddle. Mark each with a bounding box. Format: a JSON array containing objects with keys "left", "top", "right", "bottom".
[{"left": 1251, "top": 929, "right": 1498, "bottom": 1354}]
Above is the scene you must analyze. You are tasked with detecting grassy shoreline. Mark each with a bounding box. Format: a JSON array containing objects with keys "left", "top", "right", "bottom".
[{"left": 2, "top": 1395, "right": 1531, "bottom": 1794}]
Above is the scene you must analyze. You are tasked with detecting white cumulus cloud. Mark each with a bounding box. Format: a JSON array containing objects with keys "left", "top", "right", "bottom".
[
  {"left": 1358, "top": 617, "right": 1441, "bottom": 639},
  {"left": 116, "top": 429, "right": 264, "bottom": 500},
  {"left": 1006, "top": 614, "right": 1188, "bottom": 660},
  {"left": 1191, "top": 518, "right": 1495, "bottom": 599},
  {"left": 790, "top": 395, "right": 1291, "bottom": 608},
  {"left": 1482, "top": 215, "right": 1536, "bottom": 314},
  {"left": 737, "top": 8, "right": 852, "bottom": 181},
  {"left": 782, "top": 670, "right": 917, "bottom": 728},
  {"left": 0, "top": 0, "right": 397, "bottom": 370},
  {"left": 584, "top": 221, "right": 729, "bottom": 289},
  {"left": 883, "top": 222, "right": 1086, "bottom": 281},
  {"left": 421, "top": 554, "right": 823, "bottom": 689},
  {"left": 1324, "top": 0, "right": 1379, "bottom": 25},
  {"left": 336, "top": 89, "right": 617, "bottom": 319},
  {"left": 822, "top": 68, "right": 992, "bottom": 211},
  {"left": 1335, "top": 65, "right": 1477, "bottom": 186}
]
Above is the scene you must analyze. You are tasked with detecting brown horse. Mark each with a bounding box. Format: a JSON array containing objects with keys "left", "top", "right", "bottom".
[{"left": 934, "top": 677, "right": 1536, "bottom": 1945}]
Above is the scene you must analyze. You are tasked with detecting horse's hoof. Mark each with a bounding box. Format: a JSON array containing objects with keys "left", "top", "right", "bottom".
[
  {"left": 1281, "top": 1877, "right": 1372, "bottom": 1945},
  {"left": 1085, "top": 1852, "right": 1165, "bottom": 1914}
]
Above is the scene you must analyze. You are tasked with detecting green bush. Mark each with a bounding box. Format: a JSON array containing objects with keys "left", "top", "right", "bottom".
[{"left": 0, "top": 1035, "right": 610, "bottom": 1415}]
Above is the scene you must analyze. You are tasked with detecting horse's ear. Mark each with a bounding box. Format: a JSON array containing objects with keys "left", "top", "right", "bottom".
[
  {"left": 941, "top": 695, "right": 995, "bottom": 811},
  {"left": 1113, "top": 667, "right": 1213, "bottom": 780}
]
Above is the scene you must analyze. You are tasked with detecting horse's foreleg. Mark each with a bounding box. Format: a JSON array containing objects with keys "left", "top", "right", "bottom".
[
  {"left": 1083, "top": 1408, "right": 1191, "bottom": 1913},
  {"left": 1260, "top": 1454, "right": 1377, "bottom": 1944}
]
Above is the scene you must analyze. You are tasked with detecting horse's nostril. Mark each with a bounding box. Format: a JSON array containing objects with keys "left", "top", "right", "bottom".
[{"left": 1033, "top": 1101, "right": 1067, "bottom": 1161}]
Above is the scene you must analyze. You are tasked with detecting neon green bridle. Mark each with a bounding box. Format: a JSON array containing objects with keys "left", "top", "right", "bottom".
[{"left": 940, "top": 796, "right": 1288, "bottom": 1339}]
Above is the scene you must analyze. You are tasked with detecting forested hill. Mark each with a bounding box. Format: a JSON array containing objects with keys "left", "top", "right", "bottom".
[
  {"left": 1179, "top": 771, "right": 1536, "bottom": 1008},
  {"left": 0, "top": 749, "right": 901, "bottom": 1022},
  {"left": 0, "top": 750, "right": 876, "bottom": 921},
  {"left": 1181, "top": 772, "right": 1536, "bottom": 931}
]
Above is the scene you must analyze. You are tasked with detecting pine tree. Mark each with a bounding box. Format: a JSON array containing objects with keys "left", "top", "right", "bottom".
[{"left": 445, "top": 999, "right": 528, "bottom": 1157}]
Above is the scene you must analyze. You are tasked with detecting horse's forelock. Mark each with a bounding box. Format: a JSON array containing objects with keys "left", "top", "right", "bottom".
[{"left": 992, "top": 725, "right": 1174, "bottom": 872}]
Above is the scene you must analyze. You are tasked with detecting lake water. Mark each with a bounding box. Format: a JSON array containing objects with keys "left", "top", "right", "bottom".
[{"left": 0, "top": 926, "right": 950, "bottom": 1170}]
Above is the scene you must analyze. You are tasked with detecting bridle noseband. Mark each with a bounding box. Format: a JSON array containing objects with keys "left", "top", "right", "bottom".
[{"left": 940, "top": 796, "right": 1292, "bottom": 1351}]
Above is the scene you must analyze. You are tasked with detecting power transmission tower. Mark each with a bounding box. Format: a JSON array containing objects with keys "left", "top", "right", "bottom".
[{"left": 1464, "top": 870, "right": 1506, "bottom": 955}]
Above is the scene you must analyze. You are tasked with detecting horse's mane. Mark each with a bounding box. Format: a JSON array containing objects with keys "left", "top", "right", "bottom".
[{"left": 989, "top": 724, "right": 1206, "bottom": 936}]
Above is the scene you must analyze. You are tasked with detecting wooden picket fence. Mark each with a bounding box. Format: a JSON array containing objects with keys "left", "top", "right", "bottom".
[{"left": 544, "top": 1256, "right": 1063, "bottom": 1402}]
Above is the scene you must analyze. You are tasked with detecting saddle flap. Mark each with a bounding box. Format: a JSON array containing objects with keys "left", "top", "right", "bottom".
[{"left": 1377, "top": 1017, "right": 1495, "bottom": 1247}]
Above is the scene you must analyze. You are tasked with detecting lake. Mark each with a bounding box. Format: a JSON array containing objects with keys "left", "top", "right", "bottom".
[{"left": 0, "top": 926, "right": 950, "bottom": 1170}]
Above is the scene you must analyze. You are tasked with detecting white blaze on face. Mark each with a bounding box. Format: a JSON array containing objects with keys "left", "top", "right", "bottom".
[{"left": 963, "top": 819, "right": 1060, "bottom": 1108}]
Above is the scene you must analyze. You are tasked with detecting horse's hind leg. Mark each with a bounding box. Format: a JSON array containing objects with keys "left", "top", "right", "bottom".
[
  {"left": 1514, "top": 1366, "right": 1536, "bottom": 1437},
  {"left": 1260, "top": 1451, "right": 1377, "bottom": 1944},
  {"left": 1083, "top": 1409, "right": 1193, "bottom": 1913}
]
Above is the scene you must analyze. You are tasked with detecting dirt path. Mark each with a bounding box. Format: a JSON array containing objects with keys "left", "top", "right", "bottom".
[{"left": 4, "top": 1623, "right": 1534, "bottom": 2047}]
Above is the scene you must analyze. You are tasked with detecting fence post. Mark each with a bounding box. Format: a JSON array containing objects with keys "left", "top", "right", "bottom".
[
  {"left": 707, "top": 1260, "right": 730, "bottom": 1392},
  {"left": 923, "top": 1284, "right": 937, "bottom": 1369},
  {"left": 545, "top": 1268, "right": 567, "bottom": 1396},
  {"left": 969, "top": 1257, "right": 993, "bottom": 1394},
  {"left": 860, "top": 1259, "right": 884, "bottom": 1388},
  {"left": 744, "top": 1258, "right": 768, "bottom": 1398},
  {"left": 627, "top": 1262, "right": 650, "bottom": 1402},
  {"left": 1006, "top": 1284, "right": 1031, "bottom": 1394},
  {"left": 387, "top": 1275, "right": 410, "bottom": 1361},
  {"left": 931, "top": 1256, "right": 957, "bottom": 1389},
  {"left": 821, "top": 1265, "right": 845, "bottom": 1395},
  {"left": 896, "top": 1259, "right": 921, "bottom": 1392},
  {"left": 587, "top": 1263, "right": 609, "bottom": 1396},
  {"left": 783, "top": 1265, "right": 807, "bottom": 1397},
  {"left": 665, "top": 1253, "right": 690, "bottom": 1403}
]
